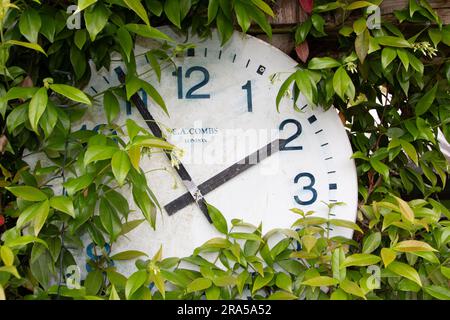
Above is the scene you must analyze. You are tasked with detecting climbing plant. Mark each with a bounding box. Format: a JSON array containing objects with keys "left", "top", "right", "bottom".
[{"left": 0, "top": 0, "right": 449, "bottom": 300}]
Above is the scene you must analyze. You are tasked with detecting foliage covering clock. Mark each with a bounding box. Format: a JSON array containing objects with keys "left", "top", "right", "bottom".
[{"left": 79, "top": 28, "right": 358, "bottom": 273}]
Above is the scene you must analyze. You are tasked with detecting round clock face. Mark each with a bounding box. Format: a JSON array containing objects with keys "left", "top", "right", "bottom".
[{"left": 81, "top": 28, "right": 357, "bottom": 271}]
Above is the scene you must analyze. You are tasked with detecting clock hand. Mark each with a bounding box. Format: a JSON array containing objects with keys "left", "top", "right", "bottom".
[
  {"left": 164, "top": 138, "right": 287, "bottom": 216},
  {"left": 114, "top": 67, "right": 212, "bottom": 223}
]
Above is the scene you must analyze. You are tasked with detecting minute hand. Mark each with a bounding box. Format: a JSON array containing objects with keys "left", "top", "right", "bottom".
[{"left": 164, "top": 139, "right": 286, "bottom": 216}]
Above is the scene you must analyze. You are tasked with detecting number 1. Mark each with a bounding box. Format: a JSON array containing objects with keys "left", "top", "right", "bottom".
[{"left": 242, "top": 80, "right": 252, "bottom": 112}]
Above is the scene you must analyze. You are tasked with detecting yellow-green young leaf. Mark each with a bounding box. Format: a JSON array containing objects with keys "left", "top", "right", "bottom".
[
  {"left": 330, "top": 288, "right": 348, "bottom": 300},
  {"left": 251, "top": 0, "right": 274, "bottom": 17},
  {"left": 49, "top": 84, "right": 91, "bottom": 105},
  {"left": 6, "top": 186, "right": 47, "bottom": 202},
  {"left": 394, "top": 197, "right": 415, "bottom": 223},
  {"left": 29, "top": 87, "right": 48, "bottom": 134},
  {"left": 206, "top": 203, "right": 228, "bottom": 234},
  {"left": 0, "top": 284, "right": 5, "bottom": 300},
  {"left": 381, "top": 248, "right": 396, "bottom": 267},
  {"left": 205, "top": 286, "right": 220, "bottom": 300},
  {"left": 342, "top": 254, "right": 381, "bottom": 267},
  {"left": 301, "top": 276, "right": 339, "bottom": 287},
  {"left": 5, "top": 40, "right": 46, "bottom": 55},
  {"left": 381, "top": 47, "right": 397, "bottom": 69},
  {"left": 377, "top": 36, "right": 411, "bottom": 48},
  {"left": 268, "top": 291, "right": 298, "bottom": 300},
  {"left": 63, "top": 174, "right": 93, "bottom": 196},
  {"left": 125, "top": 270, "right": 147, "bottom": 299},
  {"left": 33, "top": 200, "right": 50, "bottom": 236},
  {"left": 125, "top": 24, "right": 174, "bottom": 42},
  {"left": 1, "top": 246, "right": 14, "bottom": 267},
  {"left": 111, "top": 151, "right": 131, "bottom": 186},
  {"left": 370, "top": 158, "right": 390, "bottom": 181},
  {"left": 5, "top": 235, "right": 48, "bottom": 249},
  {"left": 393, "top": 240, "right": 437, "bottom": 252},
  {"left": 128, "top": 145, "right": 141, "bottom": 170},
  {"left": 301, "top": 235, "right": 317, "bottom": 253},
  {"left": 84, "top": 145, "right": 118, "bottom": 166},
  {"left": 308, "top": 57, "right": 341, "bottom": 70},
  {"left": 151, "top": 271, "right": 165, "bottom": 298},
  {"left": 78, "top": 0, "right": 98, "bottom": 11},
  {"left": 109, "top": 285, "right": 120, "bottom": 300},
  {"left": 400, "top": 140, "right": 418, "bottom": 166},
  {"left": 187, "top": 278, "right": 212, "bottom": 293},
  {"left": 441, "top": 266, "right": 450, "bottom": 280},
  {"left": 252, "top": 272, "right": 274, "bottom": 294},
  {"left": 139, "top": 79, "right": 169, "bottom": 116},
  {"left": 340, "top": 279, "right": 366, "bottom": 299},
  {"left": 0, "top": 266, "right": 21, "bottom": 279},
  {"left": 213, "top": 275, "right": 237, "bottom": 287},
  {"left": 49, "top": 196, "right": 75, "bottom": 218},
  {"left": 110, "top": 250, "right": 148, "bottom": 261},
  {"left": 329, "top": 218, "right": 363, "bottom": 233},
  {"left": 131, "top": 136, "right": 174, "bottom": 150},
  {"left": 332, "top": 248, "right": 346, "bottom": 282},
  {"left": 362, "top": 232, "right": 381, "bottom": 254},
  {"left": 387, "top": 261, "right": 422, "bottom": 287},
  {"left": 124, "top": 0, "right": 150, "bottom": 26}
]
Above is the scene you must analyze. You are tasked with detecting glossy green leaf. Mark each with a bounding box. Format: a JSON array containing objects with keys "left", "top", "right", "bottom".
[
  {"left": 302, "top": 276, "right": 339, "bottom": 287},
  {"left": 110, "top": 250, "right": 148, "bottom": 260},
  {"left": 124, "top": 0, "right": 150, "bottom": 26},
  {"left": 19, "top": 8, "right": 41, "bottom": 43},
  {"left": 49, "top": 84, "right": 91, "bottom": 105},
  {"left": 49, "top": 196, "right": 75, "bottom": 218},
  {"left": 186, "top": 278, "right": 212, "bottom": 293},
  {"left": 415, "top": 83, "right": 438, "bottom": 116},
  {"left": 29, "top": 87, "right": 48, "bottom": 134},
  {"left": 6, "top": 186, "right": 47, "bottom": 202},
  {"left": 84, "top": 145, "right": 118, "bottom": 166},
  {"left": 125, "top": 270, "right": 147, "bottom": 299},
  {"left": 206, "top": 203, "right": 228, "bottom": 234},
  {"left": 387, "top": 261, "right": 422, "bottom": 286},
  {"left": 342, "top": 254, "right": 381, "bottom": 267}
]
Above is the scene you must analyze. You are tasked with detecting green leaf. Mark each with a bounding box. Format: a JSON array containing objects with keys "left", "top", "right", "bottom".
[
  {"left": 110, "top": 250, "right": 148, "bottom": 260},
  {"left": 33, "top": 200, "right": 50, "bottom": 236},
  {"left": 441, "top": 266, "right": 450, "bottom": 280},
  {"left": 377, "top": 36, "right": 411, "bottom": 48},
  {"left": 397, "top": 49, "right": 410, "bottom": 70},
  {"left": 187, "top": 278, "right": 212, "bottom": 293},
  {"left": 400, "top": 140, "right": 418, "bottom": 166},
  {"left": 116, "top": 27, "right": 133, "bottom": 62},
  {"left": 164, "top": 0, "right": 181, "bottom": 28},
  {"left": 329, "top": 219, "right": 363, "bottom": 233},
  {"left": 124, "top": 0, "right": 150, "bottom": 26},
  {"left": 125, "top": 270, "right": 147, "bottom": 299},
  {"left": 424, "top": 285, "right": 450, "bottom": 300},
  {"left": 99, "top": 198, "right": 122, "bottom": 241},
  {"left": 346, "top": 1, "right": 375, "bottom": 10},
  {"left": 139, "top": 79, "right": 168, "bottom": 115},
  {"left": 393, "top": 240, "right": 436, "bottom": 252},
  {"left": 63, "top": 174, "right": 93, "bottom": 196},
  {"left": 342, "top": 254, "right": 381, "bottom": 267},
  {"left": 387, "top": 261, "right": 422, "bottom": 286},
  {"left": 332, "top": 248, "right": 346, "bottom": 282},
  {"left": 206, "top": 203, "right": 228, "bottom": 234},
  {"left": 381, "top": 47, "right": 397, "bottom": 69},
  {"left": 267, "top": 291, "right": 298, "bottom": 300},
  {"left": 49, "top": 84, "right": 91, "bottom": 105},
  {"left": 370, "top": 158, "right": 390, "bottom": 181},
  {"left": 415, "top": 83, "right": 438, "bottom": 116},
  {"left": 252, "top": 272, "right": 274, "bottom": 293},
  {"left": 276, "top": 72, "right": 296, "bottom": 111},
  {"left": 29, "top": 87, "right": 48, "bottom": 134},
  {"left": 234, "top": 2, "right": 251, "bottom": 33},
  {"left": 84, "top": 145, "right": 118, "bottom": 166},
  {"left": 362, "top": 232, "right": 381, "bottom": 254},
  {"left": 125, "top": 24, "right": 174, "bottom": 42},
  {"left": 5, "top": 40, "right": 46, "bottom": 55},
  {"left": 85, "top": 270, "right": 103, "bottom": 296},
  {"left": 0, "top": 266, "right": 21, "bottom": 279},
  {"left": 308, "top": 57, "right": 341, "bottom": 70},
  {"left": 6, "top": 186, "right": 47, "bottom": 202},
  {"left": 330, "top": 289, "right": 348, "bottom": 300},
  {"left": 49, "top": 196, "right": 75, "bottom": 218},
  {"left": 5, "top": 235, "right": 48, "bottom": 249},
  {"left": 301, "top": 276, "right": 339, "bottom": 287},
  {"left": 74, "top": 29, "right": 87, "bottom": 50},
  {"left": 19, "top": 8, "right": 41, "bottom": 43},
  {"left": 275, "top": 273, "right": 292, "bottom": 293},
  {"left": 207, "top": 0, "right": 219, "bottom": 24},
  {"left": 132, "top": 187, "right": 156, "bottom": 229},
  {"left": 333, "top": 66, "right": 355, "bottom": 101},
  {"left": 103, "top": 91, "right": 120, "bottom": 124},
  {"left": 295, "top": 70, "right": 316, "bottom": 105},
  {"left": 84, "top": 3, "right": 110, "bottom": 42},
  {"left": 111, "top": 151, "right": 131, "bottom": 186}
]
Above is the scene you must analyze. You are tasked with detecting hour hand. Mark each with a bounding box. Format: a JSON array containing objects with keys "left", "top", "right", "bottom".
[{"left": 164, "top": 139, "right": 286, "bottom": 216}]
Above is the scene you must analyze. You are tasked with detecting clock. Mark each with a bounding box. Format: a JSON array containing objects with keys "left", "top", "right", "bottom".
[{"left": 80, "top": 28, "right": 357, "bottom": 273}]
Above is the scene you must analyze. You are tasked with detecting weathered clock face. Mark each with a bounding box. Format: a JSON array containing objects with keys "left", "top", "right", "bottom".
[{"left": 81, "top": 28, "right": 357, "bottom": 272}]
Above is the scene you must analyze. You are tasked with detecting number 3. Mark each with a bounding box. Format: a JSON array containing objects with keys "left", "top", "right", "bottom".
[{"left": 294, "top": 172, "right": 317, "bottom": 205}]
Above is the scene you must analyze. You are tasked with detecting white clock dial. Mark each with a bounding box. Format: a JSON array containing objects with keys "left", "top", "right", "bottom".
[{"left": 81, "top": 28, "right": 357, "bottom": 273}]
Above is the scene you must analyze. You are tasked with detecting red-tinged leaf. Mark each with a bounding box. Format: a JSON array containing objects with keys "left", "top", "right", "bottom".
[
  {"left": 0, "top": 215, "right": 4, "bottom": 226},
  {"left": 299, "top": 0, "right": 314, "bottom": 14},
  {"left": 295, "top": 41, "right": 309, "bottom": 63}
]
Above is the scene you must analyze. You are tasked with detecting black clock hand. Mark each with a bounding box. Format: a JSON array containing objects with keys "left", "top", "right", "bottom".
[
  {"left": 114, "top": 67, "right": 212, "bottom": 223},
  {"left": 164, "top": 139, "right": 286, "bottom": 216}
]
